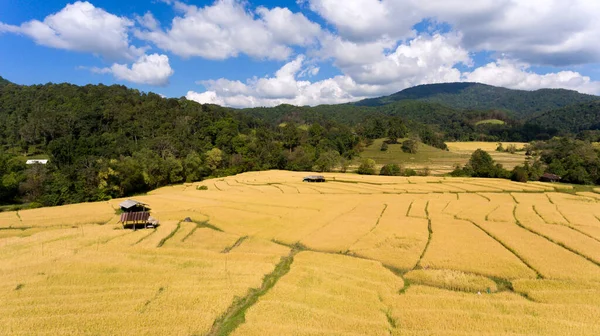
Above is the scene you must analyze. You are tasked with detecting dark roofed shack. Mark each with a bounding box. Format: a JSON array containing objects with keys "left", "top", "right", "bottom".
[
  {"left": 303, "top": 175, "right": 326, "bottom": 183},
  {"left": 540, "top": 173, "right": 561, "bottom": 183},
  {"left": 118, "top": 199, "right": 154, "bottom": 230},
  {"left": 120, "top": 199, "right": 149, "bottom": 212}
]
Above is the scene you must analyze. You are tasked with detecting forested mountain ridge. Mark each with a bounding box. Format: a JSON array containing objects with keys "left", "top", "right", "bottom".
[
  {"left": 355, "top": 82, "right": 599, "bottom": 118},
  {"left": 526, "top": 101, "right": 600, "bottom": 133},
  {"left": 0, "top": 76, "right": 10, "bottom": 86},
  {"left": 2, "top": 77, "right": 600, "bottom": 206},
  {"left": 0, "top": 80, "right": 377, "bottom": 206}
]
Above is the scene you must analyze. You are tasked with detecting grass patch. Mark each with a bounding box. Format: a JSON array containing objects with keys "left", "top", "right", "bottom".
[
  {"left": 207, "top": 249, "right": 300, "bottom": 336},
  {"left": 222, "top": 236, "right": 248, "bottom": 253},
  {"left": 361, "top": 138, "right": 465, "bottom": 166},
  {"left": 194, "top": 220, "right": 224, "bottom": 232},
  {"left": 157, "top": 221, "right": 181, "bottom": 247},
  {"left": 476, "top": 119, "right": 505, "bottom": 126}
]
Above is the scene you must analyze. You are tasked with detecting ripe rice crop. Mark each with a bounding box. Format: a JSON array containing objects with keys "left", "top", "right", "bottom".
[
  {"left": 472, "top": 219, "right": 600, "bottom": 280},
  {"left": 349, "top": 200, "right": 428, "bottom": 270},
  {"left": 301, "top": 201, "right": 386, "bottom": 252},
  {"left": 182, "top": 227, "right": 241, "bottom": 252},
  {"left": 161, "top": 221, "right": 197, "bottom": 247},
  {"left": 0, "top": 223, "right": 286, "bottom": 336},
  {"left": 233, "top": 251, "right": 402, "bottom": 336},
  {"left": 515, "top": 204, "right": 600, "bottom": 263},
  {"left": 403, "top": 269, "right": 498, "bottom": 293},
  {"left": 389, "top": 285, "right": 600, "bottom": 336},
  {"left": 420, "top": 215, "right": 536, "bottom": 279},
  {"left": 2, "top": 171, "right": 600, "bottom": 335},
  {"left": 447, "top": 142, "right": 527, "bottom": 152},
  {"left": 512, "top": 279, "right": 600, "bottom": 305},
  {"left": 134, "top": 220, "right": 180, "bottom": 248},
  {"left": 0, "top": 211, "right": 22, "bottom": 228},
  {"left": 17, "top": 202, "right": 114, "bottom": 228}
]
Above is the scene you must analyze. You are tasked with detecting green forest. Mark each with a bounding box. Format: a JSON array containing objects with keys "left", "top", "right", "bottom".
[{"left": 1, "top": 76, "right": 600, "bottom": 207}]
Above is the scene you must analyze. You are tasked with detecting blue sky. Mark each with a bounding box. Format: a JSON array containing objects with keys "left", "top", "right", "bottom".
[{"left": 1, "top": 0, "right": 600, "bottom": 107}]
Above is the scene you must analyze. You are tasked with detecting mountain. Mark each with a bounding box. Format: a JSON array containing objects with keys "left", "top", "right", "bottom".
[
  {"left": 0, "top": 76, "right": 11, "bottom": 86},
  {"left": 354, "top": 82, "right": 599, "bottom": 118},
  {"left": 526, "top": 101, "right": 600, "bottom": 133}
]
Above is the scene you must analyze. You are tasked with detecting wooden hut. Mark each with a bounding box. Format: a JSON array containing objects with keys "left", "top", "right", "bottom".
[
  {"left": 118, "top": 199, "right": 154, "bottom": 229},
  {"left": 540, "top": 173, "right": 561, "bottom": 183},
  {"left": 303, "top": 175, "right": 326, "bottom": 182}
]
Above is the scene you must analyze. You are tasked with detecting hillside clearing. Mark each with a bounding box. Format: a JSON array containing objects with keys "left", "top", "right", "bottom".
[{"left": 361, "top": 140, "right": 529, "bottom": 174}]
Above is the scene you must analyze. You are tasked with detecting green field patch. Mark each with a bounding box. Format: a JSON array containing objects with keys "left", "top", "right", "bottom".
[{"left": 475, "top": 119, "right": 506, "bottom": 126}]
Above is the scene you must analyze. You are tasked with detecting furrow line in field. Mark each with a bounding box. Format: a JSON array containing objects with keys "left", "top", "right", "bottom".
[
  {"left": 415, "top": 218, "right": 433, "bottom": 270},
  {"left": 132, "top": 229, "right": 157, "bottom": 246},
  {"left": 347, "top": 204, "right": 388, "bottom": 252},
  {"left": 462, "top": 217, "right": 544, "bottom": 279},
  {"left": 513, "top": 218, "right": 600, "bottom": 268},
  {"left": 157, "top": 221, "right": 182, "bottom": 247}
]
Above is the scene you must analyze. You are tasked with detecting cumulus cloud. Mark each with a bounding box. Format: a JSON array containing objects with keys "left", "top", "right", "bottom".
[
  {"left": 135, "top": 0, "right": 321, "bottom": 60},
  {"left": 304, "top": 0, "right": 419, "bottom": 42},
  {"left": 0, "top": 1, "right": 144, "bottom": 60},
  {"left": 305, "top": 0, "right": 600, "bottom": 66},
  {"left": 92, "top": 54, "right": 174, "bottom": 86},
  {"left": 187, "top": 55, "right": 367, "bottom": 107},
  {"left": 463, "top": 59, "right": 600, "bottom": 95},
  {"left": 335, "top": 33, "right": 471, "bottom": 86}
]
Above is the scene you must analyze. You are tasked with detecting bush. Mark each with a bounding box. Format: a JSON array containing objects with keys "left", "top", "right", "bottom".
[
  {"left": 380, "top": 164, "right": 401, "bottom": 176},
  {"left": 28, "top": 202, "right": 43, "bottom": 209},
  {"left": 196, "top": 185, "right": 208, "bottom": 190},
  {"left": 403, "top": 168, "right": 417, "bottom": 177},
  {"left": 357, "top": 159, "right": 377, "bottom": 175},
  {"left": 380, "top": 142, "right": 389, "bottom": 152},
  {"left": 419, "top": 166, "right": 431, "bottom": 176},
  {"left": 401, "top": 140, "right": 418, "bottom": 154},
  {"left": 506, "top": 144, "right": 518, "bottom": 154},
  {"left": 510, "top": 166, "right": 529, "bottom": 182},
  {"left": 467, "top": 149, "right": 508, "bottom": 178}
]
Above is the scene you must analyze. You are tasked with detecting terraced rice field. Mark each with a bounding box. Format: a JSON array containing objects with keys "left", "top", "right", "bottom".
[{"left": 1, "top": 170, "right": 600, "bottom": 335}]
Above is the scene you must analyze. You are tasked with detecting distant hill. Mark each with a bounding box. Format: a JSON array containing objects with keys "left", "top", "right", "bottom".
[
  {"left": 355, "top": 82, "right": 599, "bottom": 118},
  {"left": 526, "top": 101, "right": 600, "bottom": 133},
  {"left": 0, "top": 76, "right": 11, "bottom": 86}
]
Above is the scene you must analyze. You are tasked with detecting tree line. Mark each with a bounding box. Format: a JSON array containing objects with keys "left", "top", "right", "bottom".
[{"left": 1, "top": 80, "right": 599, "bottom": 208}]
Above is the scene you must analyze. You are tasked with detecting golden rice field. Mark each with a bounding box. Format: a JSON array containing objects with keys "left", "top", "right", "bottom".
[{"left": 1, "top": 170, "right": 600, "bottom": 335}]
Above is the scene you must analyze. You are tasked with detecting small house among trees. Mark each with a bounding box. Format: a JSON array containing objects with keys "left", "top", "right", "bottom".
[
  {"left": 26, "top": 159, "right": 48, "bottom": 165},
  {"left": 540, "top": 173, "right": 561, "bottom": 183}
]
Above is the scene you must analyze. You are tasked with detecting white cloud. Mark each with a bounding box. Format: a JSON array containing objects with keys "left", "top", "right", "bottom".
[
  {"left": 305, "top": 0, "right": 600, "bottom": 66},
  {"left": 92, "top": 54, "right": 174, "bottom": 86},
  {"left": 463, "top": 59, "right": 600, "bottom": 95},
  {"left": 304, "top": 0, "right": 419, "bottom": 42},
  {"left": 135, "top": 12, "right": 160, "bottom": 31},
  {"left": 188, "top": 55, "right": 366, "bottom": 107},
  {"left": 0, "top": 1, "right": 144, "bottom": 60},
  {"left": 256, "top": 6, "right": 322, "bottom": 46},
  {"left": 427, "top": 0, "right": 600, "bottom": 66},
  {"left": 337, "top": 33, "right": 471, "bottom": 86},
  {"left": 135, "top": 0, "right": 321, "bottom": 60}
]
